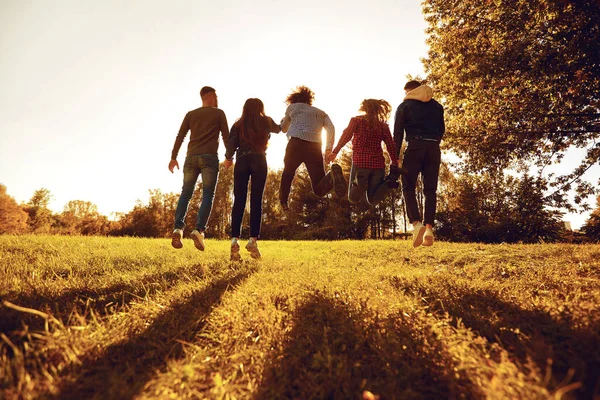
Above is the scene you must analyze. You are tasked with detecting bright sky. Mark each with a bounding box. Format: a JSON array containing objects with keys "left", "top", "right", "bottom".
[{"left": 1, "top": 0, "right": 597, "bottom": 229}]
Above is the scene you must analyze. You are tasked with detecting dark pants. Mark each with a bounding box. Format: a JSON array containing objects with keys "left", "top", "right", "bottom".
[
  {"left": 348, "top": 164, "right": 389, "bottom": 205},
  {"left": 231, "top": 154, "right": 267, "bottom": 238},
  {"left": 279, "top": 137, "right": 333, "bottom": 204},
  {"left": 401, "top": 140, "right": 441, "bottom": 226}
]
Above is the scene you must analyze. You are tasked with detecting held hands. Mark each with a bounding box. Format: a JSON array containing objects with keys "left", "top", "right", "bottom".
[
  {"left": 168, "top": 159, "right": 179, "bottom": 173},
  {"left": 223, "top": 159, "right": 234, "bottom": 168},
  {"left": 324, "top": 150, "right": 337, "bottom": 164}
]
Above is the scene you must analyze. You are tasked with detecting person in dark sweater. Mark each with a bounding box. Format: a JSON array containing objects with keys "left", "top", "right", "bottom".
[
  {"left": 326, "top": 99, "right": 401, "bottom": 205},
  {"left": 394, "top": 80, "right": 445, "bottom": 248},
  {"left": 224, "top": 98, "right": 281, "bottom": 260},
  {"left": 169, "top": 86, "right": 229, "bottom": 251}
]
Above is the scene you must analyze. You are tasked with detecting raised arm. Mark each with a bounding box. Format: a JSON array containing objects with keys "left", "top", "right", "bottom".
[{"left": 332, "top": 118, "right": 356, "bottom": 155}]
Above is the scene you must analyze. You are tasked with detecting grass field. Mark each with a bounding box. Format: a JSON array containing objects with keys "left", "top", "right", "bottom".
[{"left": 1, "top": 235, "right": 599, "bottom": 399}]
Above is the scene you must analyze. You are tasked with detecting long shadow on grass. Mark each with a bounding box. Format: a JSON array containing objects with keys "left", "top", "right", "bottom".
[
  {"left": 387, "top": 276, "right": 600, "bottom": 398},
  {"left": 54, "top": 267, "right": 255, "bottom": 400},
  {"left": 255, "top": 289, "right": 482, "bottom": 400},
  {"left": 0, "top": 264, "right": 209, "bottom": 334}
]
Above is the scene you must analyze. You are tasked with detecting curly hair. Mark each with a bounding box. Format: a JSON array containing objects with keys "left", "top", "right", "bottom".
[
  {"left": 285, "top": 85, "right": 315, "bottom": 105},
  {"left": 359, "top": 99, "right": 392, "bottom": 127}
]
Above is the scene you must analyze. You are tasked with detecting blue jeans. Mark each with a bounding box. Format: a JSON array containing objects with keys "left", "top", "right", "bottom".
[
  {"left": 348, "top": 163, "right": 388, "bottom": 205},
  {"left": 174, "top": 154, "right": 219, "bottom": 231}
]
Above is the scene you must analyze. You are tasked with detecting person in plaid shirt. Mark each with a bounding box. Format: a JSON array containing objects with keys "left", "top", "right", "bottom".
[
  {"left": 279, "top": 86, "right": 347, "bottom": 210},
  {"left": 326, "top": 99, "right": 402, "bottom": 205}
]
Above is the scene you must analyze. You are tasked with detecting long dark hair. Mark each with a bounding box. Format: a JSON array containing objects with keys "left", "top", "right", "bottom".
[
  {"left": 359, "top": 99, "right": 392, "bottom": 128},
  {"left": 237, "top": 98, "right": 270, "bottom": 152}
]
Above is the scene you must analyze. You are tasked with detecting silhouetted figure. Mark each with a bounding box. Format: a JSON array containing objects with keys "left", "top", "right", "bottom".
[
  {"left": 169, "top": 86, "right": 229, "bottom": 251},
  {"left": 279, "top": 86, "right": 347, "bottom": 211},
  {"left": 394, "top": 80, "right": 445, "bottom": 247},
  {"left": 224, "top": 98, "right": 281, "bottom": 260},
  {"left": 327, "top": 99, "right": 401, "bottom": 205}
]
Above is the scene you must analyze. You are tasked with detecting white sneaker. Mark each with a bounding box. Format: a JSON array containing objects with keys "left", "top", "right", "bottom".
[
  {"left": 190, "top": 229, "right": 205, "bottom": 251},
  {"left": 245, "top": 238, "right": 261, "bottom": 259},
  {"left": 423, "top": 227, "right": 434, "bottom": 247},
  {"left": 230, "top": 238, "right": 241, "bottom": 261},
  {"left": 171, "top": 229, "right": 183, "bottom": 249},
  {"left": 412, "top": 222, "right": 426, "bottom": 248}
]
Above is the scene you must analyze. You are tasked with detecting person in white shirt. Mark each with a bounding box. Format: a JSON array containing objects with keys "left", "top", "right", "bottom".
[{"left": 279, "top": 86, "right": 347, "bottom": 210}]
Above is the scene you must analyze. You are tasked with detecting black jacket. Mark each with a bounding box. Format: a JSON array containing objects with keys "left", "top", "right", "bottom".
[{"left": 393, "top": 85, "right": 445, "bottom": 157}]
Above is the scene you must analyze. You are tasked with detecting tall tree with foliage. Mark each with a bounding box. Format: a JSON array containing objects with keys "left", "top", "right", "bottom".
[
  {"left": 60, "top": 200, "right": 110, "bottom": 235},
  {"left": 23, "top": 188, "right": 54, "bottom": 233},
  {"left": 582, "top": 195, "right": 600, "bottom": 241},
  {"left": 422, "top": 0, "right": 600, "bottom": 210},
  {"left": 0, "top": 185, "right": 28, "bottom": 234}
]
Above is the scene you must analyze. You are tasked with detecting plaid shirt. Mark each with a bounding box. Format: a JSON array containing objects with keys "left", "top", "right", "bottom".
[
  {"left": 280, "top": 103, "right": 335, "bottom": 151},
  {"left": 332, "top": 117, "right": 398, "bottom": 169}
]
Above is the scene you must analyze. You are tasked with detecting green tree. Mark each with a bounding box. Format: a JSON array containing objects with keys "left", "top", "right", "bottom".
[
  {"left": 60, "top": 200, "right": 113, "bottom": 236},
  {"left": 117, "top": 190, "right": 179, "bottom": 237},
  {"left": 581, "top": 195, "right": 600, "bottom": 241},
  {"left": 0, "top": 185, "right": 28, "bottom": 234},
  {"left": 23, "top": 188, "right": 54, "bottom": 233},
  {"left": 422, "top": 0, "right": 600, "bottom": 211}
]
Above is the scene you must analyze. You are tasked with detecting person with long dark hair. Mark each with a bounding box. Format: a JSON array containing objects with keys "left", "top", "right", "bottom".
[
  {"left": 224, "top": 98, "right": 280, "bottom": 260},
  {"left": 278, "top": 86, "right": 347, "bottom": 210},
  {"left": 327, "top": 99, "right": 402, "bottom": 205}
]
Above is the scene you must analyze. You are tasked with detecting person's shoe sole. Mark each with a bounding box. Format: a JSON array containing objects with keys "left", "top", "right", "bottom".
[
  {"left": 192, "top": 234, "right": 205, "bottom": 251},
  {"left": 413, "top": 226, "right": 427, "bottom": 248},
  {"left": 423, "top": 234, "right": 434, "bottom": 247},
  {"left": 171, "top": 233, "right": 183, "bottom": 249},
  {"left": 246, "top": 244, "right": 261, "bottom": 259},
  {"left": 331, "top": 164, "right": 347, "bottom": 198},
  {"left": 230, "top": 243, "right": 241, "bottom": 261}
]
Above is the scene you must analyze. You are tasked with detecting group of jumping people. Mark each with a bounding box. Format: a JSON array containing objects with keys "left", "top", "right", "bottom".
[{"left": 168, "top": 82, "right": 445, "bottom": 260}]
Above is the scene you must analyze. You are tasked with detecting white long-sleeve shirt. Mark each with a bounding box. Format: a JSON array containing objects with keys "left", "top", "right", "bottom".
[{"left": 280, "top": 103, "right": 335, "bottom": 151}]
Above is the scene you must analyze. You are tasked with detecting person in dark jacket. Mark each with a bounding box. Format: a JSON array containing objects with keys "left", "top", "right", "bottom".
[
  {"left": 394, "top": 80, "right": 445, "bottom": 248},
  {"left": 224, "top": 98, "right": 280, "bottom": 261}
]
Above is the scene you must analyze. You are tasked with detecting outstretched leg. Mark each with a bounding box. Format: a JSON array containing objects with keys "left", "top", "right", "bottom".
[
  {"left": 279, "top": 139, "right": 303, "bottom": 206},
  {"left": 366, "top": 169, "right": 389, "bottom": 205}
]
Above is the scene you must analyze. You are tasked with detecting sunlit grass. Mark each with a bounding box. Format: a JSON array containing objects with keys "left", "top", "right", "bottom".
[{"left": 1, "top": 236, "right": 599, "bottom": 399}]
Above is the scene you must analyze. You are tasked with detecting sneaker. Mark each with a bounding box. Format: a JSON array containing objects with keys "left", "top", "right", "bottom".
[
  {"left": 246, "top": 238, "right": 261, "bottom": 259},
  {"left": 331, "top": 163, "right": 348, "bottom": 198},
  {"left": 423, "top": 228, "right": 434, "bottom": 247},
  {"left": 171, "top": 229, "right": 183, "bottom": 249},
  {"left": 412, "top": 222, "right": 427, "bottom": 248},
  {"left": 230, "top": 238, "right": 241, "bottom": 261},
  {"left": 190, "top": 229, "right": 205, "bottom": 251}
]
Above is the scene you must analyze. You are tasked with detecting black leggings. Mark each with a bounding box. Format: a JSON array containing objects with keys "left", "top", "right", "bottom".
[{"left": 231, "top": 154, "right": 267, "bottom": 238}]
